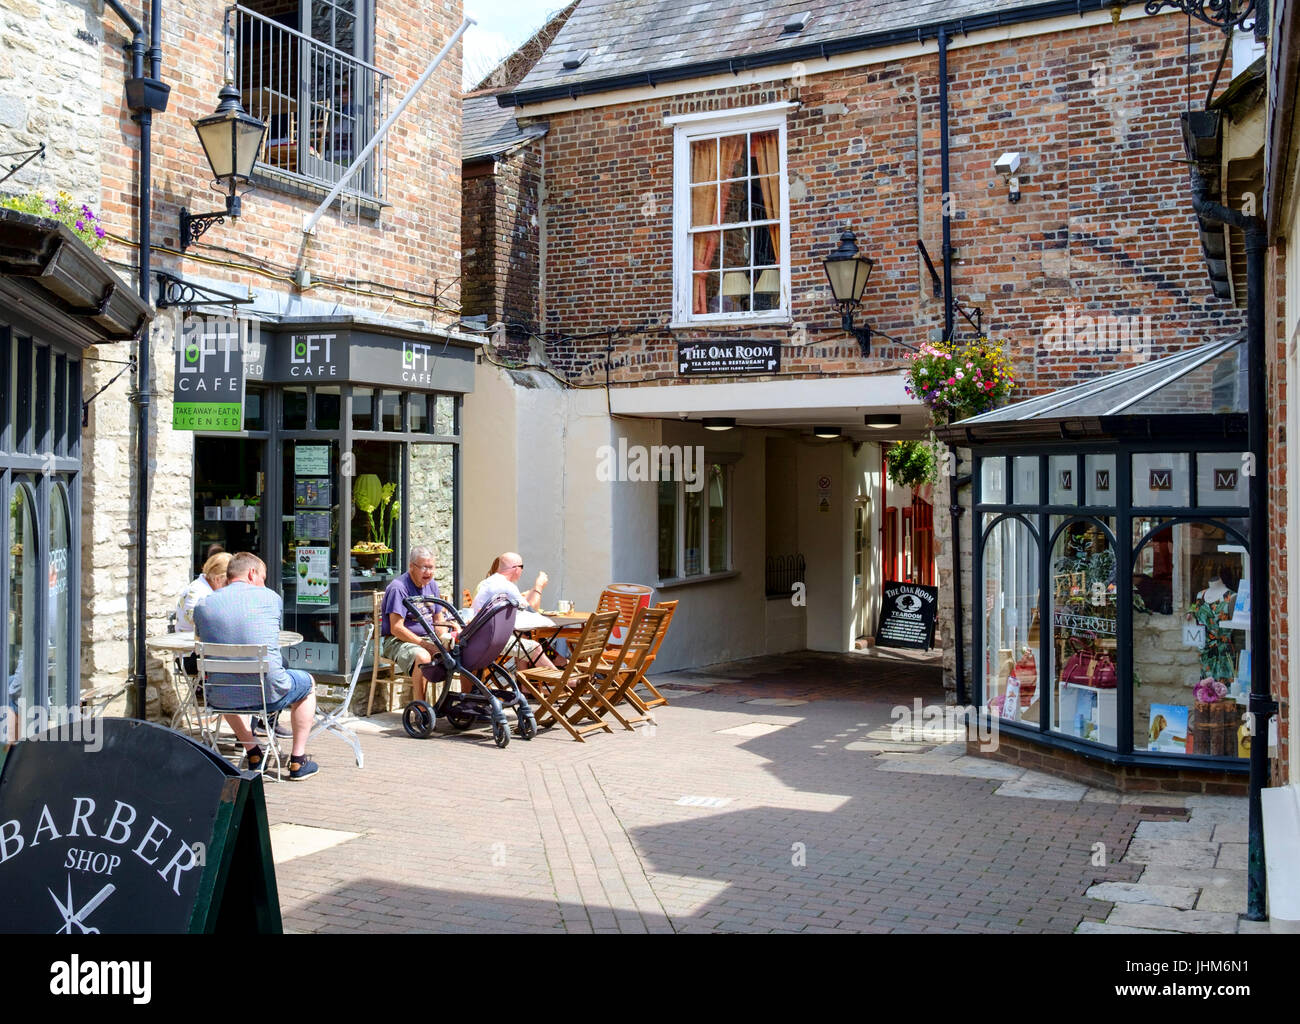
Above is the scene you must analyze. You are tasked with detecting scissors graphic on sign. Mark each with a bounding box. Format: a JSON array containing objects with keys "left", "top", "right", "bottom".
[{"left": 48, "top": 875, "right": 115, "bottom": 934}]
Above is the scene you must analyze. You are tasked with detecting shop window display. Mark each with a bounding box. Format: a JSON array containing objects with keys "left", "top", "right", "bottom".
[
  {"left": 1132, "top": 520, "right": 1249, "bottom": 758},
  {"left": 1050, "top": 518, "right": 1118, "bottom": 747},
  {"left": 981, "top": 516, "right": 1039, "bottom": 728}
]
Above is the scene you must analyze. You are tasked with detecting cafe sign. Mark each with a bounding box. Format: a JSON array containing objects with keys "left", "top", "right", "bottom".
[
  {"left": 678, "top": 340, "right": 780, "bottom": 376},
  {"left": 173, "top": 315, "right": 246, "bottom": 431},
  {"left": 245, "top": 321, "right": 475, "bottom": 393}
]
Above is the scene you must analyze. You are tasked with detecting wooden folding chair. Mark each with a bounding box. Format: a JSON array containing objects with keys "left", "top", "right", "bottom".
[
  {"left": 366, "top": 591, "right": 412, "bottom": 715},
  {"left": 620, "top": 600, "right": 676, "bottom": 712},
  {"left": 591, "top": 605, "right": 671, "bottom": 729},
  {"left": 517, "top": 611, "right": 616, "bottom": 742},
  {"left": 597, "top": 585, "right": 649, "bottom": 652}
]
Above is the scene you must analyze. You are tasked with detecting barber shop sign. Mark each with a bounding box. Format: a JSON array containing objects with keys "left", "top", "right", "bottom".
[{"left": 0, "top": 719, "right": 281, "bottom": 933}]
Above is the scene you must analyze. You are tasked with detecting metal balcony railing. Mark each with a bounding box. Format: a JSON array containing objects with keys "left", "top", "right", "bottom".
[{"left": 227, "top": 5, "right": 390, "bottom": 201}]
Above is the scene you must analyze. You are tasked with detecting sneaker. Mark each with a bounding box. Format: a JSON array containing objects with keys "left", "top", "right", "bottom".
[
  {"left": 286, "top": 753, "right": 319, "bottom": 781},
  {"left": 245, "top": 745, "right": 266, "bottom": 774}
]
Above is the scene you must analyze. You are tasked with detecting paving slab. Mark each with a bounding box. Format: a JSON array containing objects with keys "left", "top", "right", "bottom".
[
  {"left": 1074, "top": 921, "right": 1182, "bottom": 934},
  {"left": 1125, "top": 838, "right": 1222, "bottom": 867},
  {"left": 844, "top": 740, "right": 929, "bottom": 753},
  {"left": 1195, "top": 884, "right": 1247, "bottom": 914},
  {"left": 1085, "top": 881, "right": 1200, "bottom": 909},
  {"left": 993, "top": 775, "right": 1089, "bottom": 801},
  {"left": 1215, "top": 842, "right": 1248, "bottom": 870},
  {"left": 1136, "top": 865, "right": 1247, "bottom": 890},
  {"left": 1107, "top": 903, "right": 1240, "bottom": 933},
  {"left": 1134, "top": 820, "right": 1215, "bottom": 841},
  {"left": 1211, "top": 822, "right": 1247, "bottom": 843}
]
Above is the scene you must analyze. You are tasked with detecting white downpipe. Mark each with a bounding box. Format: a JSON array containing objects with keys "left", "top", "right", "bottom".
[{"left": 303, "top": 16, "right": 475, "bottom": 235}]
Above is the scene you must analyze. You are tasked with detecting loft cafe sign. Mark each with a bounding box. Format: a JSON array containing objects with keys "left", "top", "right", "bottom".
[{"left": 244, "top": 327, "right": 445, "bottom": 386}]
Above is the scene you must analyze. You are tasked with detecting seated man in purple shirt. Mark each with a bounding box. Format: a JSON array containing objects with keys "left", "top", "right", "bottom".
[{"left": 381, "top": 546, "right": 459, "bottom": 703}]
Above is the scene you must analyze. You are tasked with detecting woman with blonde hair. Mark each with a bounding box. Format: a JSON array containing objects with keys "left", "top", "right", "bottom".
[{"left": 175, "top": 551, "right": 233, "bottom": 632}]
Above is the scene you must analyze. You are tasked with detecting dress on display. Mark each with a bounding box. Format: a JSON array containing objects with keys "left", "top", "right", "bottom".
[{"left": 1187, "top": 591, "right": 1236, "bottom": 681}]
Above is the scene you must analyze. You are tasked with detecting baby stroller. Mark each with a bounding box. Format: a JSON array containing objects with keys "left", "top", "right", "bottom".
[{"left": 400, "top": 594, "right": 537, "bottom": 748}]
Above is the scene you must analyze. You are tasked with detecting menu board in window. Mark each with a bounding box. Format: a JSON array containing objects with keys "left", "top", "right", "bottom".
[
  {"left": 294, "top": 478, "right": 331, "bottom": 508},
  {"left": 294, "top": 511, "right": 331, "bottom": 539}
]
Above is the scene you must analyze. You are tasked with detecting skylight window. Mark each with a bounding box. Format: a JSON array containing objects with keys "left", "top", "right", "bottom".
[{"left": 783, "top": 12, "right": 811, "bottom": 34}]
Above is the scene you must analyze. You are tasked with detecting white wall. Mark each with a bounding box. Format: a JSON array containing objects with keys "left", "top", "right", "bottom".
[
  {"left": 462, "top": 365, "right": 614, "bottom": 610},
  {"left": 615, "top": 420, "right": 768, "bottom": 672}
]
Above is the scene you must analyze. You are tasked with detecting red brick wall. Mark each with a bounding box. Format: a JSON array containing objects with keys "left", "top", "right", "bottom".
[
  {"left": 99, "top": 1, "right": 462, "bottom": 317},
  {"left": 524, "top": 15, "right": 1245, "bottom": 389},
  {"left": 461, "top": 145, "right": 543, "bottom": 335},
  {"left": 1268, "top": 243, "right": 1290, "bottom": 786}
]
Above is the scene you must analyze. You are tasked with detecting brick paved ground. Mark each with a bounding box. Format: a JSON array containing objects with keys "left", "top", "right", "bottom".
[{"left": 264, "top": 651, "right": 1180, "bottom": 933}]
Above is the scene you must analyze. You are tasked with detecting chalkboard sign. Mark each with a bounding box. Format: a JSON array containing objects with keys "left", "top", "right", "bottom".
[
  {"left": 0, "top": 718, "right": 281, "bottom": 933},
  {"left": 875, "top": 581, "right": 939, "bottom": 650}
]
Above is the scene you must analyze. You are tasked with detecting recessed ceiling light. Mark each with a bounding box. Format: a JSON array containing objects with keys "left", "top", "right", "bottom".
[
  {"left": 813, "top": 426, "right": 841, "bottom": 438},
  {"left": 702, "top": 417, "right": 736, "bottom": 431},
  {"left": 865, "top": 414, "right": 902, "bottom": 428}
]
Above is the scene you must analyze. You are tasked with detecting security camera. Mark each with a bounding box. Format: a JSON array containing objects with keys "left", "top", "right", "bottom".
[{"left": 994, "top": 152, "right": 1021, "bottom": 177}]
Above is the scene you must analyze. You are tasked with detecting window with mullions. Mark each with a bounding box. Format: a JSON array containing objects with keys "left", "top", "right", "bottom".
[
  {"left": 981, "top": 515, "right": 1040, "bottom": 729},
  {"left": 1131, "top": 518, "right": 1250, "bottom": 759},
  {"left": 674, "top": 109, "right": 789, "bottom": 324},
  {"left": 1049, "top": 517, "right": 1118, "bottom": 749},
  {"left": 658, "top": 462, "right": 733, "bottom": 581}
]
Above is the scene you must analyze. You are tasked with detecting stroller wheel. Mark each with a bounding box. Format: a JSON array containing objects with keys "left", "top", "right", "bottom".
[
  {"left": 445, "top": 706, "right": 475, "bottom": 731},
  {"left": 402, "top": 701, "right": 436, "bottom": 739},
  {"left": 492, "top": 720, "right": 511, "bottom": 748},
  {"left": 516, "top": 709, "right": 536, "bottom": 741}
]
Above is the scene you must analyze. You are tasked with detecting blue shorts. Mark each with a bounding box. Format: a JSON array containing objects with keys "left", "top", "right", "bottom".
[
  {"left": 215, "top": 670, "right": 314, "bottom": 714},
  {"left": 265, "top": 670, "right": 314, "bottom": 713}
]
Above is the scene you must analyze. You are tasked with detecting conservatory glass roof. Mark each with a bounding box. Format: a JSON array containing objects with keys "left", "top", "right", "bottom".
[{"left": 952, "top": 335, "right": 1246, "bottom": 426}]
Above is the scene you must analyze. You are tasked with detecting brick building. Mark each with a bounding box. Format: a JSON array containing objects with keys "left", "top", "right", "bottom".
[
  {"left": 2, "top": 0, "right": 474, "bottom": 725},
  {"left": 460, "top": 0, "right": 1249, "bottom": 683}
]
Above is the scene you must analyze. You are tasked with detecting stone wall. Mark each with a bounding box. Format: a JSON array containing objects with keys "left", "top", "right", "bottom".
[{"left": 0, "top": 0, "right": 102, "bottom": 205}]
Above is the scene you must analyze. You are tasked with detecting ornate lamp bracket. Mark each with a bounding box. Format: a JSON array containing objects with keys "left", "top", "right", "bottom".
[{"left": 1143, "top": 0, "right": 1257, "bottom": 34}]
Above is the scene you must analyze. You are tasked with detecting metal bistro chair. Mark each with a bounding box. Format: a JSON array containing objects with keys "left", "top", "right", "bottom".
[
  {"left": 307, "top": 621, "right": 372, "bottom": 769},
  {"left": 195, "top": 641, "right": 283, "bottom": 779}
]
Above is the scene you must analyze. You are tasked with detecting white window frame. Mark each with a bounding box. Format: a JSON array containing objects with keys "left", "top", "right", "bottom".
[
  {"left": 657, "top": 461, "right": 734, "bottom": 585},
  {"left": 670, "top": 106, "right": 792, "bottom": 328}
]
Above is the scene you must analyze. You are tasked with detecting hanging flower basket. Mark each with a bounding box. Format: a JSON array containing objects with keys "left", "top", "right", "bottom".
[{"left": 903, "top": 337, "right": 1017, "bottom": 422}]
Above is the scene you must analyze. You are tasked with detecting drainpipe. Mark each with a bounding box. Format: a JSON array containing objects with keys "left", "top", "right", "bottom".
[
  {"left": 938, "top": 27, "right": 955, "bottom": 342},
  {"left": 1188, "top": 165, "right": 1273, "bottom": 922},
  {"left": 107, "top": 0, "right": 169, "bottom": 718},
  {"left": 937, "top": 27, "right": 967, "bottom": 705}
]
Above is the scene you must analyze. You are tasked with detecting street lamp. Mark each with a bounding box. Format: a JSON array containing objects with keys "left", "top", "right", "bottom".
[
  {"left": 822, "top": 230, "right": 875, "bottom": 357},
  {"left": 180, "top": 81, "right": 267, "bottom": 251}
]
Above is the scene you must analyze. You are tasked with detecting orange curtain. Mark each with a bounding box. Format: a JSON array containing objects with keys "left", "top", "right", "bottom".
[
  {"left": 692, "top": 135, "right": 746, "bottom": 314},
  {"left": 751, "top": 130, "right": 781, "bottom": 267}
]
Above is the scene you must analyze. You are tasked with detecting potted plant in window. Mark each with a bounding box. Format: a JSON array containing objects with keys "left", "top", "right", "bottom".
[{"left": 351, "top": 474, "right": 392, "bottom": 570}]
